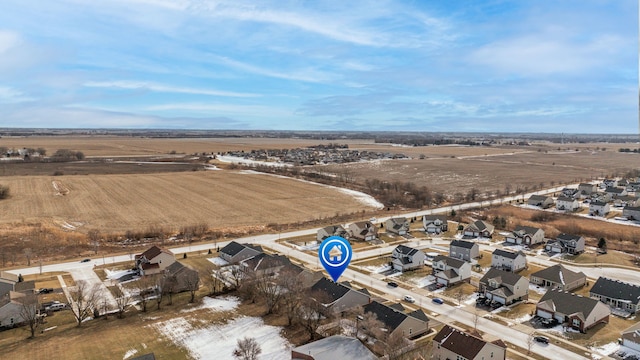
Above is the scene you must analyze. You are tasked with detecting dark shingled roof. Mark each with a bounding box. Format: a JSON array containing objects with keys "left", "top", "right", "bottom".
[
  {"left": 432, "top": 255, "right": 466, "bottom": 269},
  {"left": 450, "top": 240, "right": 476, "bottom": 249},
  {"left": 531, "top": 264, "right": 586, "bottom": 285},
  {"left": 492, "top": 248, "right": 525, "bottom": 260},
  {"left": 423, "top": 215, "right": 447, "bottom": 222},
  {"left": 538, "top": 290, "right": 602, "bottom": 318},
  {"left": 557, "top": 233, "right": 582, "bottom": 241},
  {"left": 480, "top": 268, "right": 526, "bottom": 287},
  {"left": 220, "top": 241, "right": 247, "bottom": 257},
  {"left": 433, "top": 325, "right": 504, "bottom": 359},
  {"left": 513, "top": 225, "right": 542, "bottom": 236},
  {"left": 311, "top": 278, "right": 350, "bottom": 303},
  {"left": 394, "top": 244, "right": 419, "bottom": 256},
  {"left": 590, "top": 277, "right": 640, "bottom": 303},
  {"left": 137, "top": 245, "right": 172, "bottom": 261},
  {"left": 362, "top": 301, "right": 428, "bottom": 332}
]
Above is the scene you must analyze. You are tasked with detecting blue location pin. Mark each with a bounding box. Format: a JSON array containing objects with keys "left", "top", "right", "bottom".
[{"left": 318, "top": 235, "right": 352, "bottom": 282}]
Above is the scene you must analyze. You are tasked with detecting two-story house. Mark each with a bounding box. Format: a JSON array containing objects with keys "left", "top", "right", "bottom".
[
  {"left": 545, "top": 233, "right": 585, "bottom": 255},
  {"left": 530, "top": 264, "right": 586, "bottom": 292},
  {"left": 528, "top": 195, "right": 554, "bottom": 208},
  {"left": 135, "top": 245, "right": 176, "bottom": 276},
  {"left": 432, "top": 325, "right": 506, "bottom": 360},
  {"left": 536, "top": 290, "right": 610, "bottom": 333},
  {"left": 505, "top": 226, "right": 545, "bottom": 246},
  {"left": 348, "top": 221, "right": 378, "bottom": 241},
  {"left": 391, "top": 245, "right": 425, "bottom": 272},
  {"left": 589, "top": 200, "right": 610, "bottom": 216},
  {"left": 478, "top": 268, "right": 529, "bottom": 306},
  {"left": 556, "top": 196, "right": 580, "bottom": 212},
  {"left": 578, "top": 183, "right": 597, "bottom": 195},
  {"left": 491, "top": 249, "right": 527, "bottom": 272},
  {"left": 590, "top": 277, "right": 640, "bottom": 314},
  {"left": 317, "top": 225, "right": 348, "bottom": 241},
  {"left": 432, "top": 255, "right": 471, "bottom": 287},
  {"left": 385, "top": 217, "right": 410, "bottom": 236},
  {"left": 623, "top": 206, "right": 640, "bottom": 221},
  {"left": 422, "top": 215, "right": 448, "bottom": 234},
  {"left": 449, "top": 240, "right": 480, "bottom": 262}
]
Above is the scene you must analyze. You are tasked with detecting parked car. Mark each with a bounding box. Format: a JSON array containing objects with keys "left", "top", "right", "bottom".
[
  {"left": 403, "top": 295, "right": 415, "bottom": 303},
  {"left": 387, "top": 281, "right": 398, "bottom": 288},
  {"left": 432, "top": 297, "right": 444, "bottom": 304},
  {"left": 45, "top": 302, "right": 66, "bottom": 312},
  {"left": 80, "top": 258, "right": 91, "bottom": 263},
  {"left": 534, "top": 336, "right": 549, "bottom": 344},
  {"left": 38, "top": 288, "right": 54, "bottom": 294}
]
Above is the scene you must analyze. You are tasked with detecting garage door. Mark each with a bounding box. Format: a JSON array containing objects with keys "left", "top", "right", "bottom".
[
  {"left": 493, "top": 296, "right": 505, "bottom": 305},
  {"left": 537, "top": 310, "right": 553, "bottom": 319},
  {"left": 554, "top": 313, "right": 565, "bottom": 322},
  {"left": 437, "top": 277, "right": 448, "bottom": 286}
]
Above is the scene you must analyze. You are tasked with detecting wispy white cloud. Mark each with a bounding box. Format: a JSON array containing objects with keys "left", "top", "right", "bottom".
[
  {"left": 84, "top": 80, "right": 259, "bottom": 98},
  {"left": 146, "top": 102, "right": 292, "bottom": 117},
  {"left": 0, "top": 85, "right": 33, "bottom": 103},
  {"left": 209, "top": 55, "right": 336, "bottom": 83}
]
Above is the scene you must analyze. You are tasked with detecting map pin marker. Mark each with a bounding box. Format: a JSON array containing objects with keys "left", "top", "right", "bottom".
[{"left": 318, "top": 235, "right": 352, "bottom": 282}]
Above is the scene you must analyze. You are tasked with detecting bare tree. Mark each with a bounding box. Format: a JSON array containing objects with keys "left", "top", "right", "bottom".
[
  {"left": 155, "top": 277, "right": 164, "bottom": 310},
  {"left": 112, "top": 285, "right": 131, "bottom": 318},
  {"left": 278, "top": 269, "right": 304, "bottom": 325},
  {"left": 385, "top": 330, "right": 411, "bottom": 360},
  {"left": 88, "top": 229, "right": 101, "bottom": 254},
  {"left": 296, "top": 290, "right": 331, "bottom": 340},
  {"left": 163, "top": 274, "right": 177, "bottom": 306},
  {"left": 203, "top": 270, "right": 224, "bottom": 296},
  {"left": 473, "top": 308, "right": 481, "bottom": 330},
  {"left": 184, "top": 270, "right": 200, "bottom": 303},
  {"left": 68, "top": 280, "right": 103, "bottom": 327},
  {"left": 17, "top": 293, "right": 40, "bottom": 338},
  {"left": 136, "top": 276, "right": 156, "bottom": 312},
  {"left": 233, "top": 337, "right": 262, "bottom": 360},
  {"left": 360, "top": 311, "right": 385, "bottom": 340}
]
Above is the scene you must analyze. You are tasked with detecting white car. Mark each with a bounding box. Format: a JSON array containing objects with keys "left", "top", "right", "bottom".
[{"left": 403, "top": 295, "right": 415, "bottom": 303}]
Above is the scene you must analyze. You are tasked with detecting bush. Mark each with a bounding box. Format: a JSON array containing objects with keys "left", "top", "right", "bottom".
[{"left": 0, "top": 185, "right": 9, "bottom": 199}]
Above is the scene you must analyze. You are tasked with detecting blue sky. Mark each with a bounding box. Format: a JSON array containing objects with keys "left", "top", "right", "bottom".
[{"left": 0, "top": 0, "right": 637, "bottom": 133}]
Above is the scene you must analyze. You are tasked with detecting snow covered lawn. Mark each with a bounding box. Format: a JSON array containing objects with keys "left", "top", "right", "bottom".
[{"left": 207, "top": 257, "right": 229, "bottom": 266}]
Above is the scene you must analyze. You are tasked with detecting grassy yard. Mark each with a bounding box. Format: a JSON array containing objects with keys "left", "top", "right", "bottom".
[
  {"left": 564, "top": 251, "right": 638, "bottom": 267},
  {"left": 564, "top": 314, "right": 636, "bottom": 347}
]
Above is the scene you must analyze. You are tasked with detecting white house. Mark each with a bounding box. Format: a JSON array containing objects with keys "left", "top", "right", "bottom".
[
  {"left": 463, "top": 220, "right": 494, "bottom": 238},
  {"left": 391, "top": 245, "right": 425, "bottom": 272},
  {"left": 505, "top": 226, "right": 545, "bottom": 245},
  {"left": 385, "top": 217, "right": 410, "bottom": 236},
  {"left": 622, "top": 322, "right": 640, "bottom": 353},
  {"left": 422, "top": 215, "right": 448, "bottom": 234},
  {"left": 491, "top": 249, "right": 527, "bottom": 272},
  {"left": 432, "top": 255, "right": 471, "bottom": 287},
  {"left": 556, "top": 196, "right": 580, "bottom": 212},
  {"left": 589, "top": 201, "right": 610, "bottom": 216}
]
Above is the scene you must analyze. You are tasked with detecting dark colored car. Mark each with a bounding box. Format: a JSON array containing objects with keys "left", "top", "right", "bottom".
[
  {"left": 432, "top": 297, "right": 444, "bottom": 304},
  {"left": 534, "top": 336, "right": 549, "bottom": 344},
  {"left": 38, "top": 288, "right": 54, "bottom": 294},
  {"left": 387, "top": 281, "right": 399, "bottom": 288},
  {"left": 80, "top": 258, "right": 91, "bottom": 263}
]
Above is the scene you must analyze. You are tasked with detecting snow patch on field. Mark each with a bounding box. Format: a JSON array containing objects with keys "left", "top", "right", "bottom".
[
  {"left": 123, "top": 349, "right": 138, "bottom": 359},
  {"left": 590, "top": 342, "right": 619, "bottom": 359},
  {"left": 207, "top": 257, "right": 229, "bottom": 266},
  {"left": 363, "top": 264, "right": 391, "bottom": 274},
  {"left": 154, "top": 316, "right": 289, "bottom": 360},
  {"left": 105, "top": 269, "right": 137, "bottom": 280},
  {"left": 218, "top": 155, "right": 291, "bottom": 167},
  {"left": 181, "top": 296, "right": 240, "bottom": 313}
]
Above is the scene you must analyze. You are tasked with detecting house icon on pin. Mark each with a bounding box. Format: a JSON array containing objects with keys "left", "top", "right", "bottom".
[{"left": 329, "top": 245, "right": 343, "bottom": 262}]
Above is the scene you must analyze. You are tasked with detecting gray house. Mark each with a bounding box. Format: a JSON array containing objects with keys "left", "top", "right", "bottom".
[
  {"left": 432, "top": 255, "right": 472, "bottom": 287},
  {"left": 391, "top": 245, "right": 426, "bottom": 272},
  {"left": 422, "top": 215, "right": 448, "bottom": 234},
  {"left": 432, "top": 325, "right": 506, "bottom": 360},
  {"left": 363, "top": 300, "right": 429, "bottom": 338},
  {"left": 310, "top": 278, "right": 370, "bottom": 313},
  {"left": 505, "top": 226, "right": 545, "bottom": 246},
  {"left": 449, "top": 240, "right": 479, "bottom": 262},
  {"left": 578, "top": 183, "right": 597, "bottom": 195},
  {"left": 317, "top": 225, "right": 348, "bottom": 241},
  {"left": 491, "top": 249, "right": 527, "bottom": 272},
  {"left": 348, "top": 221, "right": 378, "bottom": 241},
  {"left": 385, "top": 217, "right": 410, "bottom": 236},
  {"left": 528, "top": 195, "right": 554, "bottom": 208},
  {"left": 219, "top": 241, "right": 263, "bottom": 264},
  {"left": 536, "top": 290, "right": 610, "bottom": 333},
  {"left": 545, "top": 233, "right": 585, "bottom": 255},
  {"left": 623, "top": 206, "right": 640, "bottom": 221},
  {"left": 590, "top": 277, "right": 640, "bottom": 314},
  {"left": 530, "top": 264, "right": 586, "bottom": 292},
  {"left": 479, "top": 268, "right": 529, "bottom": 306}
]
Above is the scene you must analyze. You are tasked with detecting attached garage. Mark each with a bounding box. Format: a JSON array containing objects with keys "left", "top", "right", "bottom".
[{"left": 537, "top": 309, "right": 553, "bottom": 319}]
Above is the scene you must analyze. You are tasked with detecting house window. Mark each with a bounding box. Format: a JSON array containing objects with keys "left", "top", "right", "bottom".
[
  {"left": 409, "top": 328, "right": 412, "bottom": 334},
  {"left": 572, "top": 319, "right": 581, "bottom": 327}
]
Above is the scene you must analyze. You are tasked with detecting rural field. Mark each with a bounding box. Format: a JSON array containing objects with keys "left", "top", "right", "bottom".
[{"left": 0, "top": 170, "right": 378, "bottom": 233}]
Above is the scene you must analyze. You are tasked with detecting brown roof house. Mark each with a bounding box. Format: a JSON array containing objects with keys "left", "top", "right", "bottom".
[
  {"left": 536, "top": 290, "right": 610, "bottom": 332},
  {"left": 135, "top": 246, "right": 176, "bottom": 276},
  {"left": 530, "top": 264, "right": 586, "bottom": 292},
  {"left": 463, "top": 220, "right": 494, "bottom": 238},
  {"left": 385, "top": 217, "right": 410, "bottom": 236},
  {"left": 348, "top": 221, "right": 378, "bottom": 241},
  {"left": 363, "top": 300, "right": 429, "bottom": 338},
  {"left": 432, "top": 325, "right": 506, "bottom": 360},
  {"left": 479, "top": 268, "right": 529, "bottom": 306}
]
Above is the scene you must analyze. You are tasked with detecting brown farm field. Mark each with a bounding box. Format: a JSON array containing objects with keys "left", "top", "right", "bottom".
[{"left": 0, "top": 171, "right": 377, "bottom": 233}]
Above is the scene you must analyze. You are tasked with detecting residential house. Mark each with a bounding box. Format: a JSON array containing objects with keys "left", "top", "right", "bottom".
[
  {"left": 621, "top": 322, "right": 640, "bottom": 353},
  {"left": 348, "top": 221, "right": 378, "bottom": 241},
  {"left": 556, "top": 196, "right": 580, "bottom": 212},
  {"left": 135, "top": 246, "right": 176, "bottom": 276},
  {"left": 316, "top": 225, "right": 348, "bottom": 241},
  {"left": 449, "top": 240, "right": 480, "bottom": 262},
  {"left": 478, "top": 268, "right": 529, "bottom": 306},
  {"left": 578, "top": 183, "right": 597, "bottom": 195},
  {"left": 432, "top": 255, "right": 472, "bottom": 286},
  {"left": 391, "top": 245, "right": 425, "bottom": 272},
  {"left": 310, "top": 278, "right": 370, "bottom": 313},
  {"left": 219, "top": 241, "right": 263, "bottom": 264},
  {"left": 527, "top": 195, "right": 554, "bottom": 208},
  {"left": 385, "top": 217, "right": 410, "bottom": 236},
  {"left": 589, "top": 200, "right": 610, "bottom": 216},
  {"left": 291, "top": 335, "right": 377, "bottom": 360},
  {"left": 623, "top": 206, "right": 640, "bottom": 221},
  {"left": 163, "top": 262, "right": 199, "bottom": 293},
  {"left": 626, "top": 182, "right": 640, "bottom": 193},
  {"left": 602, "top": 179, "right": 618, "bottom": 188},
  {"left": 530, "top": 264, "right": 586, "bottom": 292},
  {"left": 432, "top": 325, "right": 506, "bottom": 360},
  {"left": 560, "top": 188, "right": 580, "bottom": 199},
  {"left": 545, "top": 233, "right": 585, "bottom": 255},
  {"left": 505, "top": 226, "right": 545, "bottom": 246},
  {"left": 591, "top": 191, "right": 612, "bottom": 203},
  {"left": 463, "top": 220, "right": 494, "bottom": 238},
  {"left": 590, "top": 277, "right": 640, "bottom": 314},
  {"left": 0, "top": 272, "right": 35, "bottom": 301},
  {"left": 363, "top": 300, "right": 429, "bottom": 338},
  {"left": 613, "top": 195, "right": 640, "bottom": 208},
  {"left": 605, "top": 186, "right": 627, "bottom": 197},
  {"left": 536, "top": 290, "right": 610, "bottom": 332},
  {"left": 0, "top": 291, "right": 39, "bottom": 329},
  {"left": 422, "top": 215, "right": 448, "bottom": 234},
  {"left": 241, "top": 253, "right": 292, "bottom": 277},
  {"left": 491, "top": 249, "right": 527, "bottom": 272}
]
